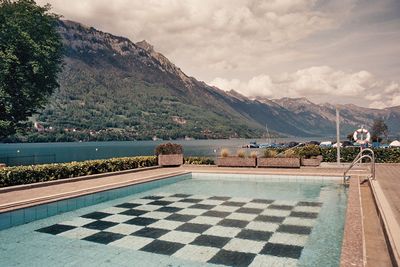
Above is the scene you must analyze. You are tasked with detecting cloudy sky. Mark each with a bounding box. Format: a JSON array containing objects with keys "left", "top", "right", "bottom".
[{"left": 37, "top": 0, "right": 400, "bottom": 108}]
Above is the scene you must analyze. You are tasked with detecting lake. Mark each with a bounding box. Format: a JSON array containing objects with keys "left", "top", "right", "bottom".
[{"left": 0, "top": 138, "right": 325, "bottom": 166}]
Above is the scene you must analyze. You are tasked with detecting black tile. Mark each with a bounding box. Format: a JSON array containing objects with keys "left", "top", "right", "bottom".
[
  {"left": 81, "top": 212, "right": 111, "bottom": 220},
  {"left": 82, "top": 220, "right": 118, "bottom": 230},
  {"left": 171, "top": 194, "right": 192, "bottom": 198},
  {"left": 221, "top": 201, "right": 246, "bottom": 207},
  {"left": 83, "top": 231, "right": 124, "bottom": 244},
  {"left": 235, "top": 207, "right": 263, "bottom": 214},
  {"left": 165, "top": 213, "right": 196, "bottom": 222},
  {"left": 267, "top": 204, "right": 294, "bottom": 210},
  {"left": 260, "top": 243, "right": 303, "bottom": 259},
  {"left": 290, "top": 211, "right": 318, "bottom": 219},
  {"left": 131, "top": 227, "right": 168, "bottom": 239},
  {"left": 277, "top": 225, "right": 312, "bottom": 235},
  {"left": 124, "top": 217, "right": 157, "bottom": 226},
  {"left": 140, "top": 239, "right": 185, "bottom": 255},
  {"left": 190, "top": 235, "right": 230, "bottom": 248},
  {"left": 176, "top": 223, "right": 211, "bottom": 233},
  {"left": 189, "top": 204, "right": 216, "bottom": 210},
  {"left": 297, "top": 201, "right": 322, "bottom": 207},
  {"left": 115, "top": 203, "right": 141, "bottom": 209},
  {"left": 202, "top": 210, "right": 230, "bottom": 218},
  {"left": 36, "top": 224, "right": 75, "bottom": 235},
  {"left": 148, "top": 200, "right": 173, "bottom": 206},
  {"left": 236, "top": 229, "right": 272, "bottom": 242},
  {"left": 217, "top": 219, "right": 249, "bottom": 228},
  {"left": 254, "top": 215, "right": 285, "bottom": 223},
  {"left": 251, "top": 199, "right": 274, "bottom": 204},
  {"left": 142, "top": 196, "right": 163, "bottom": 200},
  {"left": 178, "top": 198, "right": 202, "bottom": 203},
  {"left": 208, "top": 249, "right": 256, "bottom": 267},
  {"left": 209, "top": 196, "right": 231, "bottom": 201},
  {"left": 156, "top": 206, "right": 182, "bottom": 213},
  {"left": 119, "top": 209, "right": 148, "bottom": 216}
]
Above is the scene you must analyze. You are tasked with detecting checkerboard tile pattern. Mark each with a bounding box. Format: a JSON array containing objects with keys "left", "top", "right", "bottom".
[{"left": 36, "top": 193, "right": 322, "bottom": 266}]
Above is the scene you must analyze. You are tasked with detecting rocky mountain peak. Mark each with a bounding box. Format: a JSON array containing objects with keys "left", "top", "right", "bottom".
[{"left": 136, "top": 40, "right": 154, "bottom": 53}]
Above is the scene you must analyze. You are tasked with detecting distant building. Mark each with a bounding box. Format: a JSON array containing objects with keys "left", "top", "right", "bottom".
[{"left": 34, "top": 122, "right": 44, "bottom": 132}]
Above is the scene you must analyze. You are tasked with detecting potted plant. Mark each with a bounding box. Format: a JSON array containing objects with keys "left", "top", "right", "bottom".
[
  {"left": 258, "top": 149, "right": 300, "bottom": 168},
  {"left": 216, "top": 149, "right": 256, "bottom": 167},
  {"left": 155, "top": 143, "right": 183, "bottom": 167},
  {"left": 298, "top": 145, "right": 323, "bottom": 167}
]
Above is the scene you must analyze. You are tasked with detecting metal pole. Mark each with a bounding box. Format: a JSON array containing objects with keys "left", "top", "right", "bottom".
[{"left": 336, "top": 107, "right": 341, "bottom": 165}]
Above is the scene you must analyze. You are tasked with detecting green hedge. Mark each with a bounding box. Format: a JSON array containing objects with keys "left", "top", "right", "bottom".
[
  {"left": 263, "top": 147, "right": 400, "bottom": 163},
  {"left": 0, "top": 156, "right": 157, "bottom": 188},
  {"left": 184, "top": 157, "right": 215, "bottom": 165},
  {"left": 320, "top": 147, "right": 400, "bottom": 163}
]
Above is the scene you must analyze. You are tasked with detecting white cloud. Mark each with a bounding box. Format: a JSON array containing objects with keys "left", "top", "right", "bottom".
[{"left": 210, "top": 66, "right": 400, "bottom": 108}]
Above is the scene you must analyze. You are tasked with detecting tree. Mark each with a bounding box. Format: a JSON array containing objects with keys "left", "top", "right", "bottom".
[
  {"left": 371, "top": 118, "right": 389, "bottom": 142},
  {"left": 0, "top": 0, "right": 63, "bottom": 139}
]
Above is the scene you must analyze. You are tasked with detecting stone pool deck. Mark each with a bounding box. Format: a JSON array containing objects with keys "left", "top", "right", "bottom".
[{"left": 0, "top": 163, "right": 398, "bottom": 267}]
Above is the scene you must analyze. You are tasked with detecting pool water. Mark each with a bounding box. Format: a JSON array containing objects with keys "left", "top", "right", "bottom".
[{"left": 0, "top": 175, "right": 347, "bottom": 267}]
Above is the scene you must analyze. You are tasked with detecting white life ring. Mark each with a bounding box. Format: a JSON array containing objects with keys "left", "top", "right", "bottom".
[{"left": 353, "top": 128, "right": 371, "bottom": 144}]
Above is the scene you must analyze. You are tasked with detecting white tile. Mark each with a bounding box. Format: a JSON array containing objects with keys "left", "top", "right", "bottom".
[
  {"left": 246, "top": 221, "right": 279, "bottom": 232},
  {"left": 226, "top": 213, "right": 257, "bottom": 221},
  {"left": 135, "top": 204, "right": 161, "bottom": 211},
  {"left": 159, "top": 231, "right": 200, "bottom": 244},
  {"left": 198, "top": 199, "right": 224, "bottom": 206},
  {"left": 102, "top": 214, "right": 132, "bottom": 223},
  {"left": 177, "top": 208, "right": 206, "bottom": 216},
  {"left": 154, "top": 192, "right": 170, "bottom": 197},
  {"left": 141, "top": 211, "right": 171, "bottom": 219},
  {"left": 211, "top": 205, "right": 239, "bottom": 212},
  {"left": 128, "top": 198, "right": 153, "bottom": 205},
  {"left": 109, "top": 235, "right": 153, "bottom": 250},
  {"left": 269, "top": 232, "right": 309, "bottom": 246},
  {"left": 99, "top": 207, "right": 129, "bottom": 214},
  {"left": 173, "top": 244, "right": 219, "bottom": 262},
  {"left": 292, "top": 206, "right": 321, "bottom": 213},
  {"left": 203, "top": 225, "right": 241, "bottom": 238},
  {"left": 272, "top": 200, "right": 298, "bottom": 206},
  {"left": 189, "top": 216, "right": 222, "bottom": 225},
  {"left": 160, "top": 197, "right": 183, "bottom": 202},
  {"left": 229, "top": 197, "right": 252, "bottom": 202},
  {"left": 223, "top": 238, "right": 265, "bottom": 254},
  {"left": 149, "top": 219, "right": 184, "bottom": 230},
  {"left": 168, "top": 202, "right": 193, "bottom": 208},
  {"left": 249, "top": 255, "right": 298, "bottom": 267},
  {"left": 59, "top": 227, "right": 99, "bottom": 239},
  {"left": 282, "top": 217, "right": 316, "bottom": 227},
  {"left": 107, "top": 224, "right": 144, "bottom": 235},
  {"left": 62, "top": 217, "right": 96, "bottom": 227},
  {"left": 188, "top": 194, "right": 209, "bottom": 200},
  {"left": 242, "top": 203, "right": 270, "bottom": 209},
  {"left": 261, "top": 209, "right": 291, "bottom": 217}
]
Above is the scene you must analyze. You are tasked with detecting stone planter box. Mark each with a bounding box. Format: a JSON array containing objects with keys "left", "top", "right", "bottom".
[
  {"left": 217, "top": 157, "right": 256, "bottom": 167},
  {"left": 301, "top": 157, "right": 322, "bottom": 167},
  {"left": 257, "top": 157, "right": 300, "bottom": 168},
  {"left": 158, "top": 154, "right": 183, "bottom": 167}
]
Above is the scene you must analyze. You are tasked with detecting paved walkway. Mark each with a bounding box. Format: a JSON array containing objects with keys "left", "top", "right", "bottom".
[{"left": 375, "top": 164, "right": 400, "bottom": 225}]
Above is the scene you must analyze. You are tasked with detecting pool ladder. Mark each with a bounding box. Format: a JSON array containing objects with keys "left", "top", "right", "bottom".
[{"left": 343, "top": 148, "right": 376, "bottom": 184}]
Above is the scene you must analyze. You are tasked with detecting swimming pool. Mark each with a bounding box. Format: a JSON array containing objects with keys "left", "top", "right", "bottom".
[{"left": 0, "top": 173, "right": 347, "bottom": 266}]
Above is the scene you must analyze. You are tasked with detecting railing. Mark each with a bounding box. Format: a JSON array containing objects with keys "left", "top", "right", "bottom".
[{"left": 343, "top": 148, "right": 375, "bottom": 183}]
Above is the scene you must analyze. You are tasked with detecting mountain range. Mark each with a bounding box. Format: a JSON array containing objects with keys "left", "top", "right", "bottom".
[{"left": 33, "top": 20, "right": 400, "bottom": 141}]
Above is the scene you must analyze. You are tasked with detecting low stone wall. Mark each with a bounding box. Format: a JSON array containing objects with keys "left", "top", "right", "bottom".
[
  {"left": 216, "top": 157, "right": 256, "bottom": 167},
  {"left": 301, "top": 157, "right": 322, "bottom": 167},
  {"left": 158, "top": 154, "right": 183, "bottom": 166},
  {"left": 258, "top": 158, "right": 301, "bottom": 168}
]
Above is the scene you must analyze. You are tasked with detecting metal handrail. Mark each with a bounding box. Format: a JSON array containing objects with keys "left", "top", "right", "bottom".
[{"left": 343, "top": 148, "right": 376, "bottom": 183}]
